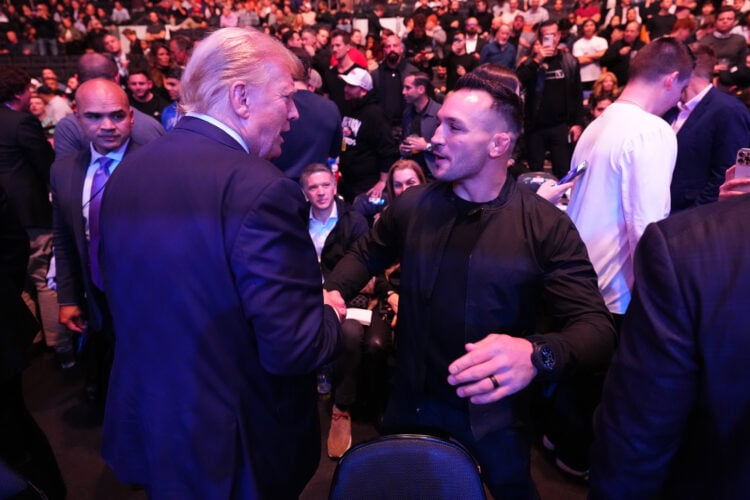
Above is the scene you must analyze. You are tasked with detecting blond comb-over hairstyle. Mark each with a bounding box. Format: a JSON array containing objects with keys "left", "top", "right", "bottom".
[{"left": 180, "top": 28, "right": 302, "bottom": 116}]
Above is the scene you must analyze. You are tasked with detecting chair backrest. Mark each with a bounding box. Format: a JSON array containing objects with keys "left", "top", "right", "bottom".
[
  {"left": 329, "top": 433, "right": 487, "bottom": 500},
  {"left": 0, "top": 459, "right": 42, "bottom": 499}
]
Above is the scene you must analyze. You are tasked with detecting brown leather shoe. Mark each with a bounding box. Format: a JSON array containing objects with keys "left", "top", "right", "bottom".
[{"left": 327, "top": 406, "right": 352, "bottom": 459}]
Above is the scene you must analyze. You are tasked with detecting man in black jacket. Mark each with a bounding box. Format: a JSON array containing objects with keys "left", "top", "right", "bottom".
[
  {"left": 0, "top": 66, "right": 72, "bottom": 367},
  {"left": 338, "top": 68, "right": 399, "bottom": 203},
  {"left": 517, "top": 20, "right": 584, "bottom": 179},
  {"left": 600, "top": 21, "right": 645, "bottom": 86},
  {"left": 325, "top": 72, "right": 615, "bottom": 497}
]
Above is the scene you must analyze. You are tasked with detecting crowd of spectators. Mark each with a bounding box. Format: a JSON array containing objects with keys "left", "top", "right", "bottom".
[{"left": 3, "top": 0, "right": 750, "bottom": 163}]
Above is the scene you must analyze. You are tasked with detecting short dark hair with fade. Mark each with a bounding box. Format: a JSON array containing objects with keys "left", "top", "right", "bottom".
[
  {"left": 454, "top": 71, "right": 524, "bottom": 141},
  {"left": 300, "top": 163, "right": 335, "bottom": 187},
  {"left": 330, "top": 29, "right": 351, "bottom": 45},
  {"left": 0, "top": 66, "right": 30, "bottom": 103},
  {"left": 628, "top": 36, "right": 693, "bottom": 83},
  {"left": 408, "top": 72, "right": 432, "bottom": 93}
]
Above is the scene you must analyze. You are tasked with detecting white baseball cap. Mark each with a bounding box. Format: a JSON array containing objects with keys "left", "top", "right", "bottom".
[{"left": 339, "top": 67, "right": 373, "bottom": 91}]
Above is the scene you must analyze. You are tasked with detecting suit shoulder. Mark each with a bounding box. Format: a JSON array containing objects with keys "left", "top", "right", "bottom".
[{"left": 656, "top": 195, "right": 750, "bottom": 244}]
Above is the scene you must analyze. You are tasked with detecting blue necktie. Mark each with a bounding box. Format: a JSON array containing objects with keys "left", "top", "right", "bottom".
[{"left": 89, "top": 156, "right": 113, "bottom": 290}]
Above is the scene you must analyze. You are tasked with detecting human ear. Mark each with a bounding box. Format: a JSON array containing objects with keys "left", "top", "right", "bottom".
[
  {"left": 488, "top": 132, "right": 512, "bottom": 158},
  {"left": 229, "top": 81, "right": 251, "bottom": 119}
]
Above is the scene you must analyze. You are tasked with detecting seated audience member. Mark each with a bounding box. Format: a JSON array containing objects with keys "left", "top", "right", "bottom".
[
  {"left": 127, "top": 67, "right": 171, "bottom": 123},
  {"left": 590, "top": 188, "right": 750, "bottom": 499},
  {"left": 111, "top": 1, "right": 131, "bottom": 25},
  {"left": 299, "top": 163, "right": 377, "bottom": 459},
  {"left": 169, "top": 35, "right": 194, "bottom": 70},
  {"left": 590, "top": 70, "right": 621, "bottom": 101},
  {"left": 145, "top": 11, "right": 166, "bottom": 42},
  {"left": 148, "top": 41, "right": 174, "bottom": 98},
  {"left": 161, "top": 67, "right": 183, "bottom": 132},
  {"left": 585, "top": 94, "right": 614, "bottom": 125},
  {"left": 57, "top": 15, "right": 85, "bottom": 55},
  {"left": 122, "top": 28, "right": 144, "bottom": 56}
]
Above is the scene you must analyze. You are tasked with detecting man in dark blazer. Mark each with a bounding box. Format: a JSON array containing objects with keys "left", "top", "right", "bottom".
[
  {"left": 590, "top": 193, "right": 750, "bottom": 499},
  {"left": 664, "top": 44, "right": 750, "bottom": 212},
  {"left": 0, "top": 65, "right": 70, "bottom": 364},
  {"left": 51, "top": 78, "right": 136, "bottom": 411},
  {"left": 99, "top": 28, "right": 343, "bottom": 499}
]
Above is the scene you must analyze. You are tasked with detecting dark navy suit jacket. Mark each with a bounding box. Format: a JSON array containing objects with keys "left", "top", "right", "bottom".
[
  {"left": 591, "top": 194, "right": 750, "bottom": 499},
  {"left": 0, "top": 107, "right": 55, "bottom": 228},
  {"left": 665, "top": 87, "right": 750, "bottom": 212},
  {"left": 99, "top": 116, "right": 341, "bottom": 499},
  {"left": 50, "top": 141, "right": 139, "bottom": 331}
]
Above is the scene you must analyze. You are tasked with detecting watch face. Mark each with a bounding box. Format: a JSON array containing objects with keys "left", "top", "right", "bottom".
[{"left": 540, "top": 345, "right": 555, "bottom": 370}]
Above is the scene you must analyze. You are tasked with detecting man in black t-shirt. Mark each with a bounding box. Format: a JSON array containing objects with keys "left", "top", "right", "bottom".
[
  {"left": 517, "top": 20, "right": 584, "bottom": 179},
  {"left": 126, "top": 69, "right": 170, "bottom": 122}
]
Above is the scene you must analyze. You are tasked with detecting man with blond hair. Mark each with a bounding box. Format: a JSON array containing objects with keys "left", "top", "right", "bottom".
[{"left": 99, "top": 28, "right": 343, "bottom": 498}]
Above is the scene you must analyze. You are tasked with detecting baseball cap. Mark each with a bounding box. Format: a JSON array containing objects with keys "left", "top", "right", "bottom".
[{"left": 339, "top": 67, "right": 373, "bottom": 91}]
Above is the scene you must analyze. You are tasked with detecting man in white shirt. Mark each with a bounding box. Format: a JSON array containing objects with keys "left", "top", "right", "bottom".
[
  {"left": 572, "top": 19, "right": 608, "bottom": 90},
  {"left": 567, "top": 37, "right": 693, "bottom": 322}
]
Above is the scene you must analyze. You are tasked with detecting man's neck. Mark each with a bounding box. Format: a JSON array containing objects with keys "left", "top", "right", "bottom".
[
  {"left": 414, "top": 95, "right": 430, "bottom": 113},
  {"left": 683, "top": 78, "right": 710, "bottom": 103},
  {"left": 452, "top": 159, "right": 509, "bottom": 203},
  {"left": 338, "top": 55, "right": 354, "bottom": 72},
  {"left": 312, "top": 204, "right": 334, "bottom": 222},
  {"left": 617, "top": 84, "right": 664, "bottom": 115},
  {"left": 133, "top": 92, "right": 153, "bottom": 103}
]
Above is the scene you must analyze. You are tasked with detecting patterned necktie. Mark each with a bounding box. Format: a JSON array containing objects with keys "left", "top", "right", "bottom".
[{"left": 89, "top": 156, "right": 113, "bottom": 290}]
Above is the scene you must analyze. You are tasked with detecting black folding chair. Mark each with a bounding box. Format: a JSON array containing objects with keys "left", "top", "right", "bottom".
[{"left": 329, "top": 433, "right": 486, "bottom": 499}]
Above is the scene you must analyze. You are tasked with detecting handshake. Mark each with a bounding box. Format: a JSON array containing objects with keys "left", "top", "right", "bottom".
[{"left": 323, "top": 289, "right": 348, "bottom": 322}]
